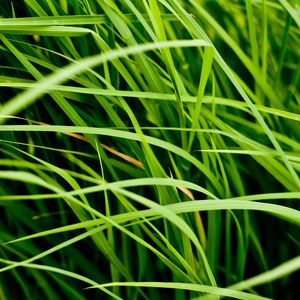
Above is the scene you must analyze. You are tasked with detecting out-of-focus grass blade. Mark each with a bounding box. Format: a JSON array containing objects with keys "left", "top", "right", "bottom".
[{"left": 0, "top": 39, "right": 209, "bottom": 122}]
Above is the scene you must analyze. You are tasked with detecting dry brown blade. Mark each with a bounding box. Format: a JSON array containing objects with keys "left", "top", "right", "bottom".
[
  {"left": 177, "top": 185, "right": 195, "bottom": 200},
  {"left": 62, "top": 132, "right": 144, "bottom": 168},
  {"left": 0, "top": 115, "right": 144, "bottom": 168},
  {"left": 101, "top": 143, "right": 144, "bottom": 169},
  {"left": 0, "top": 115, "right": 49, "bottom": 126}
]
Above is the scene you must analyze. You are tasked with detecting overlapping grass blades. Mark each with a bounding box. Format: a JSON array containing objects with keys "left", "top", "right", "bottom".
[{"left": 0, "top": 0, "right": 299, "bottom": 299}]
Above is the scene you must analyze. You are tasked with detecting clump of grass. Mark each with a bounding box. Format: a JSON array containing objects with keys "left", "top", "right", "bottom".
[{"left": 0, "top": 1, "right": 299, "bottom": 299}]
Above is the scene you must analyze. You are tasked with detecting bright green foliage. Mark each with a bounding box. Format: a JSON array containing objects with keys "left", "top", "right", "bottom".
[{"left": 0, "top": 0, "right": 299, "bottom": 299}]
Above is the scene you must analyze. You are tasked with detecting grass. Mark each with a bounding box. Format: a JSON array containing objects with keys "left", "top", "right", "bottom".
[{"left": 0, "top": 0, "right": 299, "bottom": 299}]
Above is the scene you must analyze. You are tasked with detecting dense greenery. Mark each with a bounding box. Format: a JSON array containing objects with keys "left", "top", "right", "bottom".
[{"left": 0, "top": 0, "right": 299, "bottom": 299}]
